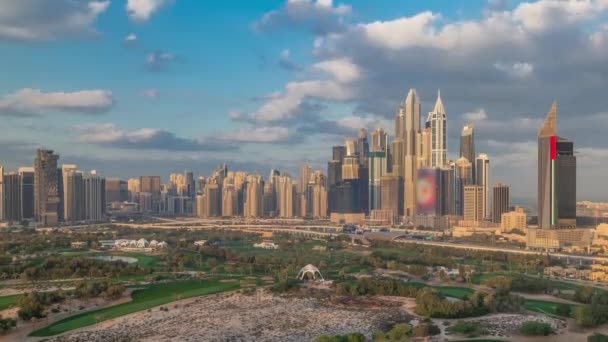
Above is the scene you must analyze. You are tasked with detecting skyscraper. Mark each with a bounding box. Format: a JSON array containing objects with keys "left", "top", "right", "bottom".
[
  {"left": 357, "top": 128, "right": 369, "bottom": 166},
  {"left": 34, "top": 149, "right": 60, "bottom": 225},
  {"left": 427, "top": 90, "right": 447, "bottom": 168},
  {"left": 369, "top": 129, "right": 388, "bottom": 211},
  {"left": 463, "top": 185, "right": 484, "bottom": 222},
  {"left": 4, "top": 172, "right": 21, "bottom": 222},
  {"left": 64, "top": 170, "right": 85, "bottom": 222},
  {"left": 19, "top": 167, "right": 34, "bottom": 220},
  {"left": 460, "top": 124, "right": 475, "bottom": 181},
  {"left": 84, "top": 171, "right": 104, "bottom": 222},
  {"left": 61, "top": 164, "right": 78, "bottom": 221},
  {"left": 492, "top": 183, "right": 510, "bottom": 224},
  {"left": 476, "top": 153, "right": 491, "bottom": 220},
  {"left": 278, "top": 174, "right": 294, "bottom": 218},
  {"left": 299, "top": 164, "right": 312, "bottom": 196},
  {"left": 140, "top": 176, "right": 161, "bottom": 213},
  {"left": 105, "top": 178, "right": 128, "bottom": 203},
  {"left": 538, "top": 101, "right": 576, "bottom": 229},
  {"left": 397, "top": 89, "right": 421, "bottom": 217},
  {"left": 185, "top": 170, "right": 195, "bottom": 199}
]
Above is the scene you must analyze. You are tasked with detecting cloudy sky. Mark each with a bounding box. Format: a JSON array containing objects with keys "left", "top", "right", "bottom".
[{"left": 0, "top": 0, "right": 607, "bottom": 201}]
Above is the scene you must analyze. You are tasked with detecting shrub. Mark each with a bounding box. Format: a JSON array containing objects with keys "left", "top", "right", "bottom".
[
  {"left": 447, "top": 321, "right": 482, "bottom": 337},
  {"left": 520, "top": 321, "right": 553, "bottom": 336},
  {"left": 555, "top": 303, "right": 572, "bottom": 317},
  {"left": 588, "top": 333, "right": 608, "bottom": 342}
]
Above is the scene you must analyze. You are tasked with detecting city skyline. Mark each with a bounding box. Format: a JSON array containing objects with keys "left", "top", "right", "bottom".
[{"left": 1, "top": 0, "right": 608, "bottom": 200}]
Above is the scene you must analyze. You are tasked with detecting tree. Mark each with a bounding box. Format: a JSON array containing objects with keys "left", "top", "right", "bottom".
[
  {"left": 387, "top": 323, "right": 411, "bottom": 341},
  {"left": 574, "top": 305, "right": 595, "bottom": 328},
  {"left": 574, "top": 286, "right": 594, "bottom": 304},
  {"left": 520, "top": 321, "right": 553, "bottom": 336},
  {"left": 555, "top": 303, "right": 572, "bottom": 317}
]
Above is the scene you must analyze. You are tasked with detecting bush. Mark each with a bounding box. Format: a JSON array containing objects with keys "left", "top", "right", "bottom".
[
  {"left": 313, "top": 333, "right": 366, "bottom": 342},
  {"left": 0, "top": 317, "right": 17, "bottom": 334},
  {"left": 520, "top": 321, "right": 553, "bottom": 336},
  {"left": 412, "top": 322, "right": 440, "bottom": 337},
  {"left": 447, "top": 321, "right": 482, "bottom": 337},
  {"left": 588, "top": 333, "right": 608, "bottom": 342},
  {"left": 555, "top": 303, "right": 572, "bottom": 317}
]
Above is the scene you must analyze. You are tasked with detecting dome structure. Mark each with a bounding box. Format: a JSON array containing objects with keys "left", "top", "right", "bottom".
[{"left": 297, "top": 264, "right": 324, "bottom": 282}]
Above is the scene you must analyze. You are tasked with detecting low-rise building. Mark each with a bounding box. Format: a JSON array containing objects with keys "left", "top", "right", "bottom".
[
  {"left": 253, "top": 241, "right": 279, "bottom": 249},
  {"left": 501, "top": 207, "right": 527, "bottom": 232}
]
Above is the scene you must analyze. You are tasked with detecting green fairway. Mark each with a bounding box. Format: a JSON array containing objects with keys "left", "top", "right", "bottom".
[
  {"left": 30, "top": 279, "right": 240, "bottom": 337},
  {"left": 437, "top": 286, "right": 475, "bottom": 299},
  {"left": 524, "top": 299, "right": 576, "bottom": 317},
  {"left": 0, "top": 295, "right": 18, "bottom": 310}
]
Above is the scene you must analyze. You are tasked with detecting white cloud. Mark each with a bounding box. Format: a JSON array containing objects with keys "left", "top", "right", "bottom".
[
  {"left": 253, "top": 80, "right": 353, "bottom": 121},
  {"left": 127, "top": 0, "right": 171, "bottom": 22},
  {"left": 494, "top": 62, "right": 534, "bottom": 78},
  {"left": 72, "top": 123, "right": 235, "bottom": 151},
  {"left": 253, "top": 0, "right": 352, "bottom": 34},
  {"left": 0, "top": 0, "right": 110, "bottom": 41},
  {"left": 313, "top": 57, "right": 360, "bottom": 82},
  {"left": 462, "top": 108, "right": 488, "bottom": 122},
  {"left": 0, "top": 88, "right": 113, "bottom": 116},
  {"left": 222, "top": 126, "right": 291, "bottom": 143},
  {"left": 145, "top": 51, "right": 176, "bottom": 71},
  {"left": 124, "top": 33, "right": 137, "bottom": 43}
]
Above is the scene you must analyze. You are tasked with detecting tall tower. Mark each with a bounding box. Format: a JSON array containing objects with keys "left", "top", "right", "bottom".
[
  {"left": 538, "top": 101, "right": 576, "bottom": 229},
  {"left": 369, "top": 128, "right": 388, "bottom": 211},
  {"left": 4, "top": 172, "right": 22, "bottom": 222},
  {"left": 493, "top": 183, "right": 510, "bottom": 224},
  {"left": 19, "top": 167, "right": 35, "bottom": 220},
  {"left": 400, "top": 89, "right": 421, "bottom": 217},
  {"left": 34, "top": 149, "right": 60, "bottom": 225},
  {"left": 460, "top": 124, "right": 476, "bottom": 181},
  {"left": 476, "top": 153, "right": 491, "bottom": 220},
  {"left": 428, "top": 90, "right": 447, "bottom": 167}
]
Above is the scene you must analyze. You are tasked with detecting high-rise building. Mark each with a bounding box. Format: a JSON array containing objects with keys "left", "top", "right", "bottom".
[
  {"left": 222, "top": 182, "right": 238, "bottom": 217},
  {"left": 342, "top": 156, "right": 359, "bottom": 180},
  {"left": 538, "top": 101, "right": 576, "bottom": 229},
  {"left": 369, "top": 150, "right": 387, "bottom": 211},
  {"left": 278, "top": 174, "right": 294, "bottom": 218},
  {"left": 418, "top": 123, "right": 432, "bottom": 168},
  {"left": 332, "top": 145, "right": 346, "bottom": 163},
  {"left": 454, "top": 157, "right": 473, "bottom": 216},
  {"left": 84, "top": 171, "right": 104, "bottom": 222},
  {"left": 427, "top": 90, "right": 447, "bottom": 168},
  {"left": 196, "top": 176, "right": 206, "bottom": 195},
  {"left": 310, "top": 184, "right": 327, "bottom": 218},
  {"left": 492, "top": 183, "right": 510, "bottom": 224},
  {"left": 64, "top": 170, "right": 85, "bottom": 222},
  {"left": 140, "top": 176, "right": 161, "bottom": 213},
  {"left": 396, "top": 89, "right": 421, "bottom": 217},
  {"left": 460, "top": 124, "right": 475, "bottom": 181},
  {"left": 204, "top": 181, "right": 221, "bottom": 217},
  {"left": 299, "top": 164, "right": 312, "bottom": 196},
  {"left": 476, "top": 153, "right": 491, "bottom": 220},
  {"left": 4, "top": 172, "right": 21, "bottom": 222},
  {"left": 19, "top": 167, "right": 34, "bottom": 220},
  {"left": 440, "top": 164, "right": 456, "bottom": 216},
  {"left": 106, "top": 178, "right": 128, "bottom": 203},
  {"left": 185, "top": 170, "right": 195, "bottom": 199},
  {"left": 61, "top": 164, "right": 78, "bottom": 221},
  {"left": 244, "top": 175, "right": 263, "bottom": 218},
  {"left": 357, "top": 128, "right": 369, "bottom": 166},
  {"left": 381, "top": 174, "right": 403, "bottom": 217},
  {"left": 370, "top": 128, "right": 387, "bottom": 153},
  {"left": 463, "top": 185, "right": 484, "bottom": 222},
  {"left": 196, "top": 194, "right": 205, "bottom": 218},
  {"left": 34, "top": 149, "right": 60, "bottom": 225},
  {"left": 127, "top": 178, "right": 140, "bottom": 202}
]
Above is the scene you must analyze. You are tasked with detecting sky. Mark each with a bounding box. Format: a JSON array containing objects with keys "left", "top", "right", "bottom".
[{"left": 0, "top": 0, "right": 607, "bottom": 201}]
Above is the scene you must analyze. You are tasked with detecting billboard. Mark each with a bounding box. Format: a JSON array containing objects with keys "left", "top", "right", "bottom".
[{"left": 417, "top": 168, "right": 438, "bottom": 216}]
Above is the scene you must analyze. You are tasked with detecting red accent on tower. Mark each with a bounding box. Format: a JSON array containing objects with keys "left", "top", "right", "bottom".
[{"left": 550, "top": 135, "right": 556, "bottom": 160}]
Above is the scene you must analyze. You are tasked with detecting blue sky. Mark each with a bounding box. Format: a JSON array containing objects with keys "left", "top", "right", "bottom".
[{"left": 1, "top": 0, "right": 608, "bottom": 200}]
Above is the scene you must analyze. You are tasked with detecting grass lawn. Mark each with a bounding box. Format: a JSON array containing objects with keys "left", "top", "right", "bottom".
[
  {"left": 0, "top": 295, "right": 18, "bottom": 310},
  {"left": 449, "top": 340, "right": 509, "bottom": 342},
  {"left": 437, "top": 286, "right": 475, "bottom": 299},
  {"left": 30, "top": 279, "right": 240, "bottom": 337},
  {"left": 524, "top": 299, "right": 576, "bottom": 317}
]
